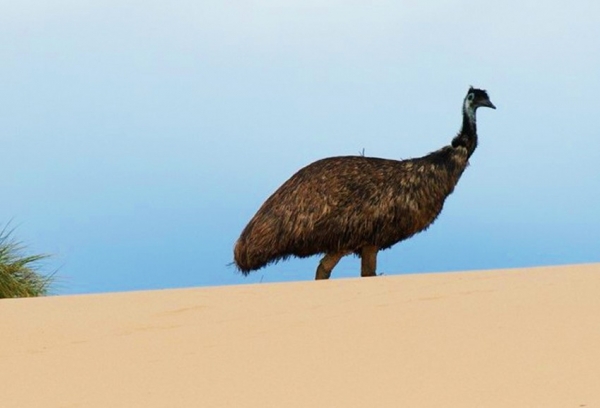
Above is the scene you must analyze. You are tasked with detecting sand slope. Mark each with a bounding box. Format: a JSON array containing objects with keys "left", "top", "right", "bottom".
[{"left": 2, "top": 263, "right": 600, "bottom": 407}]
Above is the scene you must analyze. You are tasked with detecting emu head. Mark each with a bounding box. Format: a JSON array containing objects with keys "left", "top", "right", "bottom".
[{"left": 463, "top": 87, "right": 496, "bottom": 122}]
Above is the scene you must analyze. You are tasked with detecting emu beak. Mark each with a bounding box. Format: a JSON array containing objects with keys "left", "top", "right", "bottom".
[{"left": 481, "top": 99, "right": 496, "bottom": 109}]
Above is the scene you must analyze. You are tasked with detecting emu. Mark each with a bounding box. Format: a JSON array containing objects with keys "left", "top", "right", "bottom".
[{"left": 234, "top": 87, "right": 495, "bottom": 279}]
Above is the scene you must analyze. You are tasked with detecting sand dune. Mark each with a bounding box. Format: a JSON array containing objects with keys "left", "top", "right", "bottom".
[{"left": 2, "top": 263, "right": 600, "bottom": 407}]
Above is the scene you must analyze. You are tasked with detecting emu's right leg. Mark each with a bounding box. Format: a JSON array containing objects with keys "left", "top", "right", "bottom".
[
  {"left": 360, "top": 245, "right": 379, "bottom": 277},
  {"left": 315, "top": 252, "right": 347, "bottom": 280}
]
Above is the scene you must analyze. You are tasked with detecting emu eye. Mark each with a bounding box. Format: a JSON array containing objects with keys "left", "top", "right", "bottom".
[{"left": 467, "top": 93, "right": 475, "bottom": 101}]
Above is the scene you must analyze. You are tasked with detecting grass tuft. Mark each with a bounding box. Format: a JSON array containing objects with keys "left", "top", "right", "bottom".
[{"left": 0, "top": 225, "right": 53, "bottom": 298}]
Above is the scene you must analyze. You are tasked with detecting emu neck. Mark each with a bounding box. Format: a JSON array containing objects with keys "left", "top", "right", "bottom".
[{"left": 452, "top": 107, "right": 478, "bottom": 158}]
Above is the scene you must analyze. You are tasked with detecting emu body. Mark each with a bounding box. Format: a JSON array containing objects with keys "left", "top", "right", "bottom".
[{"left": 234, "top": 87, "right": 495, "bottom": 279}]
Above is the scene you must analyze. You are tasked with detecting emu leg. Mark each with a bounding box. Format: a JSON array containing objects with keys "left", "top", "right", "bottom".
[
  {"left": 315, "top": 252, "right": 347, "bottom": 280},
  {"left": 360, "top": 246, "right": 378, "bottom": 277}
]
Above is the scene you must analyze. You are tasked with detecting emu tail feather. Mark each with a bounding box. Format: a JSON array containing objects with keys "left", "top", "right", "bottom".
[
  {"left": 233, "top": 237, "right": 269, "bottom": 274},
  {"left": 233, "top": 216, "right": 288, "bottom": 274}
]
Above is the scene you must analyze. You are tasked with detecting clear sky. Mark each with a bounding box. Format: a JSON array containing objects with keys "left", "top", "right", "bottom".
[{"left": 2, "top": 1, "right": 599, "bottom": 294}]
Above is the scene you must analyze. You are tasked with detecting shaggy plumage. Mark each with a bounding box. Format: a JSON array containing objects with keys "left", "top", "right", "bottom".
[{"left": 234, "top": 87, "right": 495, "bottom": 279}]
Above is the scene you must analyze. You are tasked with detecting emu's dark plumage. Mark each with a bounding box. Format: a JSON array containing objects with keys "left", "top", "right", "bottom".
[{"left": 234, "top": 87, "right": 495, "bottom": 279}]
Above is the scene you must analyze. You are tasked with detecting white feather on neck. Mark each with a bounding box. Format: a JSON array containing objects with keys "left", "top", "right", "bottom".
[{"left": 463, "top": 98, "right": 477, "bottom": 124}]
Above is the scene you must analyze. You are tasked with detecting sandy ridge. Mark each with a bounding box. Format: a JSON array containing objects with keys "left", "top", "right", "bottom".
[{"left": 2, "top": 263, "right": 600, "bottom": 407}]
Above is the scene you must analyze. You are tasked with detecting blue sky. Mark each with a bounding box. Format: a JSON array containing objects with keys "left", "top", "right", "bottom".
[{"left": 1, "top": 1, "right": 599, "bottom": 294}]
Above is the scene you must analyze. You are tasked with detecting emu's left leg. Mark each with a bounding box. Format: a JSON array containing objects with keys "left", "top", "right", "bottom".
[
  {"left": 360, "top": 245, "right": 379, "bottom": 277},
  {"left": 315, "top": 251, "right": 347, "bottom": 280}
]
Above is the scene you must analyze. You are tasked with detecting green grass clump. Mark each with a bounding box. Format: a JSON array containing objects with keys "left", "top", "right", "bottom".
[{"left": 0, "top": 226, "right": 52, "bottom": 298}]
